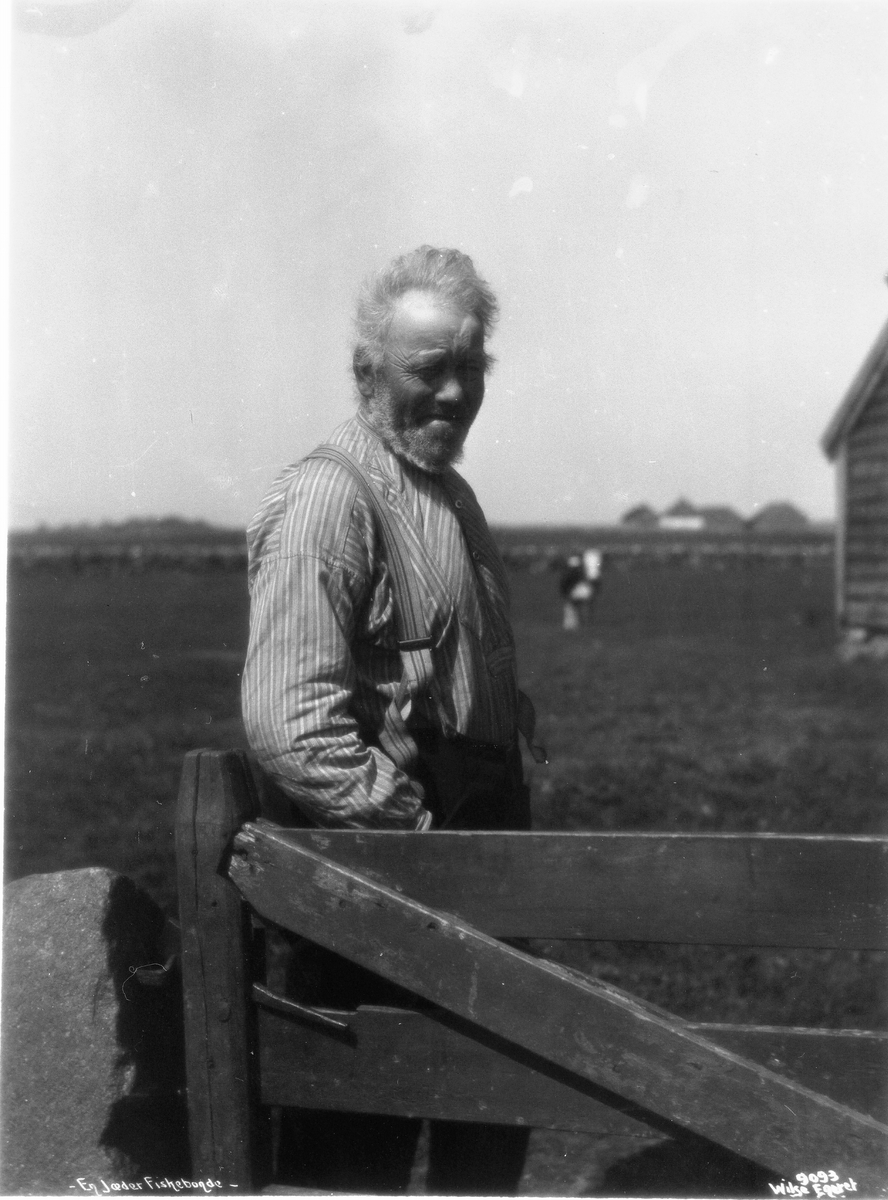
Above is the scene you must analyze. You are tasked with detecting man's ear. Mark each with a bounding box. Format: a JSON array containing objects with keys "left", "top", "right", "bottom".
[{"left": 353, "top": 350, "right": 376, "bottom": 401}]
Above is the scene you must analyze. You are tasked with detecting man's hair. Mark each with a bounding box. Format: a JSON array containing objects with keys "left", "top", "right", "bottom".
[{"left": 353, "top": 245, "right": 499, "bottom": 375}]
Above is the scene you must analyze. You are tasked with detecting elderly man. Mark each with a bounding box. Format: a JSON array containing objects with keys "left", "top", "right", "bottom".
[{"left": 242, "top": 246, "right": 541, "bottom": 1194}]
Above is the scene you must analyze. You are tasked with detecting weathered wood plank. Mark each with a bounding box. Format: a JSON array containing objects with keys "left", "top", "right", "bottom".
[
  {"left": 847, "top": 489, "right": 888, "bottom": 505},
  {"left": 845, "top": 592, "right": 888, "bottom": 608},
  {"left": 849, "top": 458, "right": 888, "bottom": 480},
  {"left": 846, "top": 512, "right": 888, "bottom": 531},
  {"left": 845, "top": 535, "right": 888, "bottom": 553},
  {"left": 257, "top": 1004, "right": 888, "bottom": 1129},
  {"left": 851, "top": 409, "right": 888, "bottom": 436},
  {"left": 689, "top": 1025, "right": 888, "bottom": 1124},
  {"left": 849, "top": 427, "right": 888, "bottom": 451},
  {"left": 846, "top": 474, "right": 888, "bottom": 496},
  {"left": 845, "top": 541, "right": 888, "bottom": 558},
  {"left": 229, "top": 827, "right": 888, "bottom": 1185},
  {"left": 254, "top": 825, "right": 888, "bottom": 948},
  {"left": 175, "top": 749, "right": 266, "bottom": 1190},
  {"left": 846, "top": 601, "right": 888, "bottom": 629},
  {"left": 851, "top": 447, "right": 888, "bottom": 468},
  {"left": 845, "top": 569, "right": 888, "bottom": 592},
  {"left": 257, "top": 1005, "right": 663, "bottom": 1138},
  {"left": 846, "top": 581, "right": 888, "bottom": 599},
  {"left": 851, "top": 397, "right": 888, "bottom": 427},
  {"left": 846, "top": 564, "right": 888, "bottom": 583},
  {"left": 846, "top": 493, "right": 888, "bottom": 515},
  {"left": 847, "top": 512, "right": 888, "bottom": 531}
]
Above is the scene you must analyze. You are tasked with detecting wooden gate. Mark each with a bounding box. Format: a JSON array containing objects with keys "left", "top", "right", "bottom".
[{"left": 175, "top": 749, "right": 888, "bottom": 1194}]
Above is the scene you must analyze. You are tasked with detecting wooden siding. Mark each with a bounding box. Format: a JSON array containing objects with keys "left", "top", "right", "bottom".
[{"left": 843, "top": 380, "right": 888, "bottom": 632}]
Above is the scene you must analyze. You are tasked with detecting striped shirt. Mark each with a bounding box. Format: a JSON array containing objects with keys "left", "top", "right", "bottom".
[{"left": 241, "top": 411, "right": 520, "bottom": 830}]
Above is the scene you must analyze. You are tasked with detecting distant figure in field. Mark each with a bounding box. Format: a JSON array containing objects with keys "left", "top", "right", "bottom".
[{"left": 560, "top": 549, "right": 603, "bottom": 630}]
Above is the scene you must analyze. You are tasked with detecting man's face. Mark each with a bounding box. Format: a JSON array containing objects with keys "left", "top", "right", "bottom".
[{"left": 361, "top": 290, "right": 487, "bottom": 472}]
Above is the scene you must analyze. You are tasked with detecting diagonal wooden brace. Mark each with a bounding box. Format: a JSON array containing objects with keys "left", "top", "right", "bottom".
[{"left": 229, "top": 821, "right": 888, "bottom": 1189}]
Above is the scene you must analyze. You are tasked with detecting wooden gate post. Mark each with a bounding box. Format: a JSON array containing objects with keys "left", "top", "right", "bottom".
[{"left": 175, "top": 749, "right": 265, "bottom": 1191}]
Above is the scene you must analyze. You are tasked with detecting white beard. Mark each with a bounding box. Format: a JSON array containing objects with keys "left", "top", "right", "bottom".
[{"left": 364, "top": 383, "right": 469, "bottom": 473}]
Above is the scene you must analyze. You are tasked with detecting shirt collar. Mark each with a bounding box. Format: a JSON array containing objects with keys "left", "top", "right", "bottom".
[{"left": 353, "top": 408, "right": 406, "bottom": 493}]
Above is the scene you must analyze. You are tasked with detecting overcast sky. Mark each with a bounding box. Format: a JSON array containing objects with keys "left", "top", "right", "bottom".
[{"left": 10, "top": 0, "right": 888, "bottom": 529}]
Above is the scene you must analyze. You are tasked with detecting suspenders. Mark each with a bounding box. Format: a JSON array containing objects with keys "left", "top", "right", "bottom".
[
  {"left": 305, "top": 444, "right": 547, "bottom": 764},
  {"left": 304, "top": 445, "right": 445, "bottom": 731},
  {"left": 305, "top": 445, "right": 434, "bottom": 652}
]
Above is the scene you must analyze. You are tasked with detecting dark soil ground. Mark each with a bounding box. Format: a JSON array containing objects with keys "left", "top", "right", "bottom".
[{"left": 5, "top": 554, "right": 887, "bottom": 1195}]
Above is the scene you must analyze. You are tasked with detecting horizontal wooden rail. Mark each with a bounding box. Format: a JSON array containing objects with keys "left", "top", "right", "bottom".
[
  {"left": 229, "top": 823, "right": 888, "bottom": 1186},
  {"left": 258, "top": 1005, "right": 888, "bottom": 1132},
  {"left": 257, "top": 823, "right": 888, "bottom": 949}
]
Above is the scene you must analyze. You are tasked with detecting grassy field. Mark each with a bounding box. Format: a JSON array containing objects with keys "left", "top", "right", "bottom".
[
  {"left": 5, "top": 553, "right": 887, "bottom": 1194},
  {"left": 510, "top": 559, "right": 887, "bottom": 1036}
]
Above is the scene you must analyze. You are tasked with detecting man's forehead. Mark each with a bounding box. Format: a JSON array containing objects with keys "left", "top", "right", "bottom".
[{"left": 388, "top": 290, "right": 483, "bottom": 348}]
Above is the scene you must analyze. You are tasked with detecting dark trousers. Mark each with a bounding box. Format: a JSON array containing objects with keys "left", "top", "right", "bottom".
[
  {"left": 279, "top": 1111, "right": 530, "bottom": 1195},
  {"left": 273, "top": 733, "right": 532, "bottom": 1194},
  {"left": 276, "top": 942, "right": 531, "bottom": 1194}
]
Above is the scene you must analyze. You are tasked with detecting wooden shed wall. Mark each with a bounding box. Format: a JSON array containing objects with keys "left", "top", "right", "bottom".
[{"left": 842, "top": 379, "right": 888, "bottom": 632}]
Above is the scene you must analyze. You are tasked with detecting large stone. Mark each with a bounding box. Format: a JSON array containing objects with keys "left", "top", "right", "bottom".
[{"left": 1, "top": 868, "right": 188, "bottom": 1195}]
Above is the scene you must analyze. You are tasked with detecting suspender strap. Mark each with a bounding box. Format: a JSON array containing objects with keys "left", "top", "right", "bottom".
[
  {"left": 305, "top": 445, "right": 432, "bottom": 651},
  {"left": 304, "top": 445, "right": 453, "bottom": 733},
  {"left": 304, "top": 444, "right": 546, "bottom": 763}
]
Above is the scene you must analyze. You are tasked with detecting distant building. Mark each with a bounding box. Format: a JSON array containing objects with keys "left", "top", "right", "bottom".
[
  {"left": 621, "top": 498, "right": 813, "bottom": 536},
  {"left": 621, "top": 504, "right": 659, "bottom": 529},
  {"left": 822, "top": 315, "right": 888, "bottom": 655},
  {"left": 747, "top": 503, "right": 809, "bottom": 533},
  {"left": 697, "top": 506, "right": 745, "bottom": 533},
  {"left": 623, "top": 500, "right": 746, "bottom": 532},
  {"left": 659, "top": 498, "right": 705, "bottom": 532}
]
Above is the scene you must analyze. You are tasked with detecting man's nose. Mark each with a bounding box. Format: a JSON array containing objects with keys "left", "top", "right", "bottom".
[{"left": 436, "top": 373, "right": 463, "bottom": 403}]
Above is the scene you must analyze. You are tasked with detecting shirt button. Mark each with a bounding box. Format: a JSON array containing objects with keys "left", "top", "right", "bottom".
[
  {"left": 472, "top": 550, "right": 480, "bottom": 560},
  {"left": 455, "top": 500, "right": 463, "bottom": 509}
]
